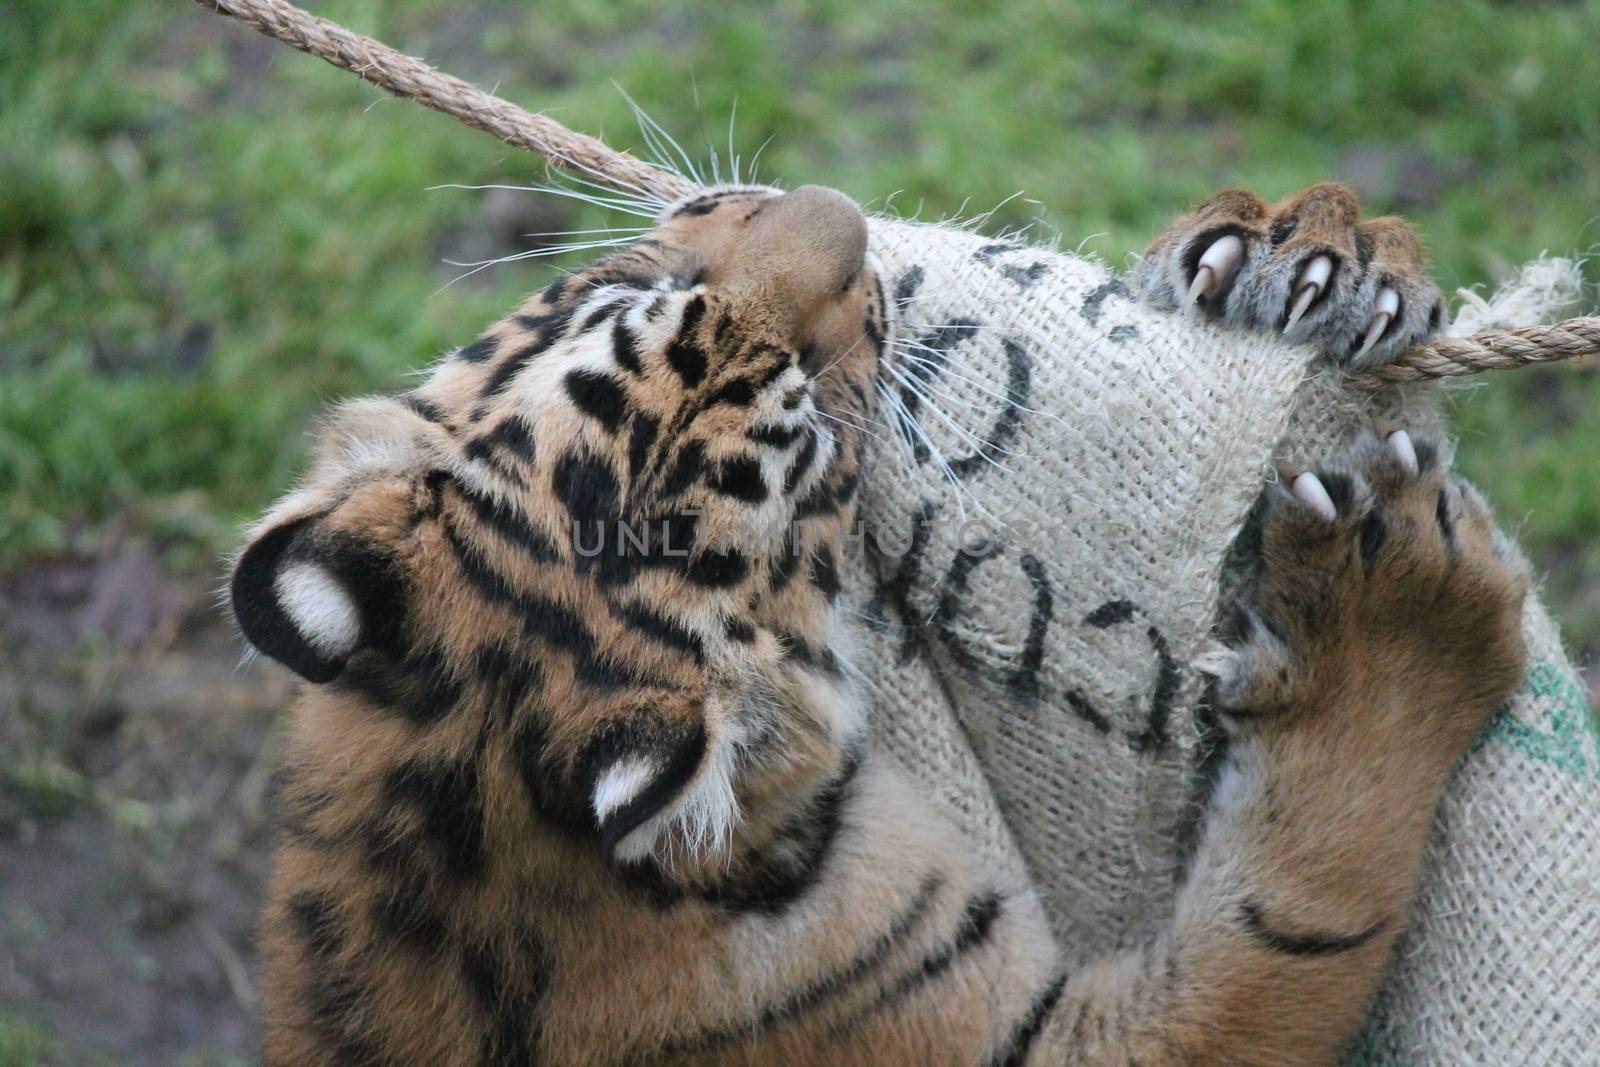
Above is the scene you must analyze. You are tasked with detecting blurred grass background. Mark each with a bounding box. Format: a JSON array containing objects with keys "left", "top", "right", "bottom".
[
  {"left": 1, "top": 0, "right": 1597, "bottom": 1062},
  {"left": 4, "top": 0, "right": 1600, "bottom": 634}
]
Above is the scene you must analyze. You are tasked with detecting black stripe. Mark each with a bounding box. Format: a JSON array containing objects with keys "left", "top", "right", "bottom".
[
  {"left": 456, "top": 335, "right": 498, "bottom": 363},
  {"left": 794, "top": 480, "right": 837, "bottom": 521},
  {"left": 684, "top": 546, "right": 750, "bottom": 588},
  {"left": 581, "top": 297, "right": 627, "bottom": 332},
  {"left": 627, "top": 414, "right": 660, "bottom": 482},
  {"left": 380, "top": 757, "right": 486, "bottom": 879},
  {"left": 552, "top": 451, "right": 622, "bottom": 528},
  {"left": 480, "top": 309, "right": 574, "bottom": 400},
  {"left": 769, "top": 530, "right": 803, "bottom": 593},
  {"left": 473, "top": 641, "right": 544, "bottom": 726},
  {"left": 833, "top": 469, "right": 860, "bottom": 509},
  {"left": 612, "top": 599, "right": 706, "bottom": 664},
  {"left": 369, "top": 868, "right": 449, "bottom": 953},
  {"left": 463, "top": 417, "right": 537, "bottom": 475},
  {"left": 671, "top": 189, "right": 758, "bottom": 218},
  {"left": 612, "top": 316, "right": 643, "bottom": 374},
  {"left": 486, "top": 415, "right": 537, "bottom": 463},
  {"left": 784, "top": 429, "right": 821, "bottom": 495},
  {"left": 659, "top": 440, "right": 706, "bottom": 499},
  {"left": 666, "top": 296, "right": 709, "bottom": 387},
  {"left": 708, "top": 456, "right": 769, "bottom": 504},
  {"left": 461, "top": 937, "right": 548, "bottom": 1066},
  {"left": 564, "top": 369, "right": 629, "bottom": 434},
  {"left": 448, "top": 476, "right": 558, "bottom": 563},
  {"left": 810, "top": 544, "right": 840, "bottom": 601},
  {"left": 441, "top": 519, "right": 644, "bottom": 690},
  {"left": 831, "top": 892, "right": 1005, "bottom": 1035},
  {"left": 753, "top": 351, "right": 795, "bottom": 388},
  {"left": 1359, "top": 511, "right": 1387, "bottom": 573},
  {"left": 288, "top": 892, "right": 345, "bottom": 959},
  {"left": 514, "top": 310, "right": 561, "bottom": 332},
  {"left": 1435, "top": 488, "right": 1454, "bottom": 547},
  {"left": 782, "top": 634, "right": 842, "bottom": 675},
  {"left": 705, "top": 376, "right": 758, "bottom": 408},
  {"left": 670, "top": 875, "right": 946, "bottom": 1054},
  {"left": 400, "top": 393, "right": 451, "bottom": 425},
  {"left": 1240, "top": 901, "right": 1385, "bottom": 956},
  {"left": 748, "top": 423, "right": 805, "bottom": 449},
  {"left": 984, "top": 973, "right": 1068, "bottom": 1067},
  {"left": 332, "top": 644, "right": 462, "bottom": 726},
  {"left": 302, "top": 969, "right": 385, "bottom": 1065},
  {"left": 443, "top": 520, "right": 520, "bottom": 605}
]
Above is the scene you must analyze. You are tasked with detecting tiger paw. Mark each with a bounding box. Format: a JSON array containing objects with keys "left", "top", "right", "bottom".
[
  {"left": 1215, "top": 429, "right": 1528, "bottom": 759},
  {"left": 1136, "top": 183, "right": 1445, "bottom": 368}
]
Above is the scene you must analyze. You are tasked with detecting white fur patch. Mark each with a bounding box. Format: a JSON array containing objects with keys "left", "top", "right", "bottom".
[
  {"left": 591, "top": 756, "right": 659, "bottom": 822},
  {"left": 274, "top": 562, "right": 361, "bottom": 658},
  {"left": 612, "top": 731, "right": 743, "bottom": 865}
]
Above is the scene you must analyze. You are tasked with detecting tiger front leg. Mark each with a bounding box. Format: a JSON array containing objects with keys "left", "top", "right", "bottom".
[{"left": 1014, "top": 430, "right": 1528, "bottom": 1066}]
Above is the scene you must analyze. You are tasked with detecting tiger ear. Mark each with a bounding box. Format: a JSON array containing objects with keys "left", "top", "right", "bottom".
[
  {"left": 230, "top": 512, "right": 405, "bottom": 683},
  {"left": 582, "top": 704, "right": 735, "bottom": 863}
]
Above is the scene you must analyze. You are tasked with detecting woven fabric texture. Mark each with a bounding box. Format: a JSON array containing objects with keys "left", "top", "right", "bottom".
[{"left": 849, "top": 217, "right": 1600, "bottom": 1065}]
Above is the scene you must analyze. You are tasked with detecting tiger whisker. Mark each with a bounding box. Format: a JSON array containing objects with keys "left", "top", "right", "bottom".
[
  {"left": 873, "top": 380, "right": 993, "bottom": 524},
  {"left": 746, "top": 133, "right": 777, "bottom": 186},
  {"left": 883, "top": 352, "right": 1025, "bottom": 422},
  {"left": 539, "top": 152, "right": 671, "bottom": 211},
  {"left": 871, "top": 380, "right": 923, "bottom": 471},
  {"left": 520, "top": 227, "right": 652, "bottom": 238},
  {"left": 442, "top": 238, "right": 637, "bottom": 269},
  {"left": 428, "top": 182, "right": 660, "bottom": 220},
  {"left": 615, "top": 83, "right": 705, "bottom": 187},
  {"left": 891, "top": 344, "right": 1065, "bottom": 425},
  {"left": 814, "top": 407, "right": 886, "bottom": 446},
  {"left": 879, "top": 361, "right": 1017, "bottom": 467}
]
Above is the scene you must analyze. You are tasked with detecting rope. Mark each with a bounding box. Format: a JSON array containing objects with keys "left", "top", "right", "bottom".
[
  {"left": 192, "top": 0, "right": 694, "bottom": 204},
  {"left": 1350, "top": 317, "right": 1600, "bottom": 386},
  {"left": 190, "top": 0, "right": 1597, "bottom": 383}
]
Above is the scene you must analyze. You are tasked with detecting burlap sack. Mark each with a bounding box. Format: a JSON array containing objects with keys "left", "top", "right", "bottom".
[{"left": 847, "top": 218, "right": 1600, "bottom": 1065}]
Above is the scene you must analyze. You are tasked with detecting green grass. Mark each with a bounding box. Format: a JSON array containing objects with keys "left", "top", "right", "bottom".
[
  {"left": 4, "top": 0, "right": 1598, "bottom": 656},
  {"left": 0, "top": 1012, "right": 54, "bottom": 1067}
]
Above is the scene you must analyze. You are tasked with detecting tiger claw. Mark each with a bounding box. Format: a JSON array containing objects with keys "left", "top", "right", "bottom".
[
  {"left": 1291, "top": 471, "right": 1338, "bottom": 521},
  {"left": 1386, "top": 428, "right": 1419, "bottom": 475},
  {"left": 1355, "top": 286, "right": 1401, "bottom": 359},
  {"left": 1185, "top": 266, "right": 1215, "bottom": 310},
  {"left": 1186, "top": 233, "right": 1246, "bottom": 311},
  {"left": 1284, "top": 255, "right": 1334, "bottom": 334}
]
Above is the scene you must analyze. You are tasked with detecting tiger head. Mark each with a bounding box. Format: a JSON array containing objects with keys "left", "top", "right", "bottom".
[{"left": 230, "top": 184, "right": 886, "bottom": 875}]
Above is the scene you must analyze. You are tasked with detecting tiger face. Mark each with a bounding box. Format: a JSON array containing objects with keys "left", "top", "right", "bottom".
[{"left": 231, "top": 184, "right": 887, "bottom": 878}]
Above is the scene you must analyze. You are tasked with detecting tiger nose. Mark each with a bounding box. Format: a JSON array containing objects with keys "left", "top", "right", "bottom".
[
  {"left": 758, "top": 184, "right": 870, "bottom": 294},
  {"left": 785, "top": 185, "right": 868, "bottom": 266}
]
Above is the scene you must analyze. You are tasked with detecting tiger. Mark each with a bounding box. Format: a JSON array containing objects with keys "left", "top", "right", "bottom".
[{"left": 229, "top": 180, "right": 1528, "bottom": 1066}]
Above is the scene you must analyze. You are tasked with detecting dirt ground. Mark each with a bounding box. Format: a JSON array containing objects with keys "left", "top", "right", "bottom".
[{"left": 0, "top": 538, "right": 293, "bottom": 1066}]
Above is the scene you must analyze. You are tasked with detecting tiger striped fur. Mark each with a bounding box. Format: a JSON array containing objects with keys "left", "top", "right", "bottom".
[{"left": 231, "top": 183, "right": 1528, "bottom": 1065}]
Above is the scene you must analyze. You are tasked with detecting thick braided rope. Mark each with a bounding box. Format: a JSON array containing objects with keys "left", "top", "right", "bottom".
[
  {"left": 1353, "top": 317, "right": 1600, "bottom": 385},
  {"left": 190, "top": 0, "right": 1597, "bottom": 383},
  {"left": 193, "top": 0, "right": 695, "bottom": 204}
]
